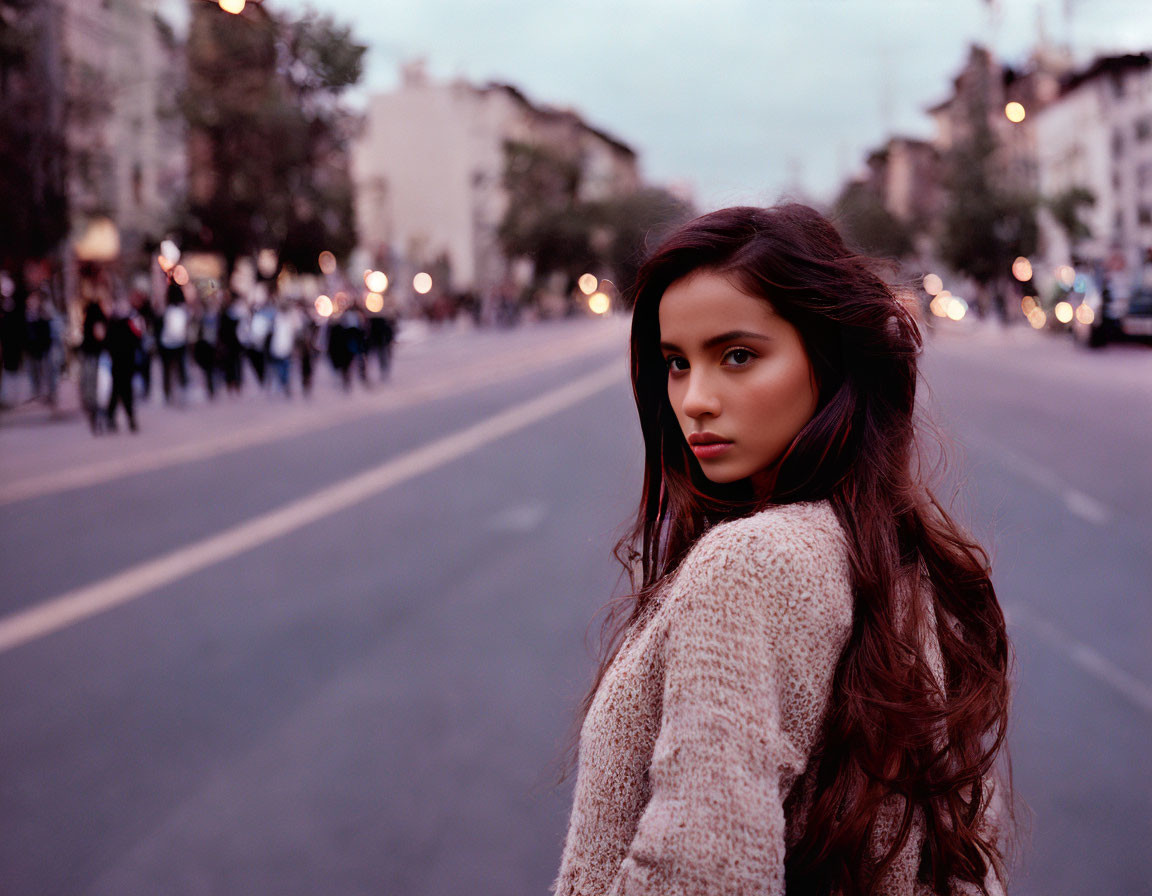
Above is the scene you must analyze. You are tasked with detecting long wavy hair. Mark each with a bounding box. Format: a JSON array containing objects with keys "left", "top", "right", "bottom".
[{"left": 577, "top": 204, "right": 1012, "bottom": 895}]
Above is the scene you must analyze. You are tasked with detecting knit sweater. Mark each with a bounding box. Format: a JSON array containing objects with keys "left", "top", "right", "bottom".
[{"left": 552, "top": 500, "right": 999, "bottom": 896}]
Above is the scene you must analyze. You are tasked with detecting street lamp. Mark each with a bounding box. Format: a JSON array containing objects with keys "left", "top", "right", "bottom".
[{"left": 1005, "top": 101, "right": 1026, "bottom": 123}]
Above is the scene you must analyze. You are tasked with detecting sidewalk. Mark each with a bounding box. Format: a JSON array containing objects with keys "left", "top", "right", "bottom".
[{"left": 0, "top": 315, "right": 629, "bottom": 502}]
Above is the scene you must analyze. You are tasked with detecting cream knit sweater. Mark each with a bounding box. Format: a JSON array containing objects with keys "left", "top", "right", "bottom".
[{"left": 553, "top": 500, "right": 998, "bottom": 896}]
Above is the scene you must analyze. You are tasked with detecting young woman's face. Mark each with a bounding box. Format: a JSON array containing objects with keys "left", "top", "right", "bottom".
[{"left": 658, "top": 269, "right": 818, "bottom": 492}]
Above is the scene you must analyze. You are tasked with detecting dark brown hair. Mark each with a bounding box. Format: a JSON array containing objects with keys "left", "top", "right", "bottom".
[{"left": 579, "top": 204, "right": 1011, "bottom": 895}]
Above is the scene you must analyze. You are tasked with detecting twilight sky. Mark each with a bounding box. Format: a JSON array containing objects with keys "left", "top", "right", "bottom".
[{"left": 181, "top": 0, "right": 1152, "bottom": 209}]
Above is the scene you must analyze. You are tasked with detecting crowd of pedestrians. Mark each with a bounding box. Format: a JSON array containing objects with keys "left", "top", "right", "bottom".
[{"left": 0, "top": 273, "right": 398, "bottom": 436}]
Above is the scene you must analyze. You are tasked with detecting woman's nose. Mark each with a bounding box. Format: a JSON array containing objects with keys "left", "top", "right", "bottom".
[{"left": 681, "top": 373, "right": 720, "bottom": 419}]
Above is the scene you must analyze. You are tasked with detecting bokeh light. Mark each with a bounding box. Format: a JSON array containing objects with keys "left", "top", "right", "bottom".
[
  {"left": 172, "top": 265, "right": 189, "bottom": 286},
  {"left": 1028, "top": 307, "right": 1047, "bottom": 329},
  {"left": 946, "top": 297, "right": 968, "bottom": 321},
  {"left": 365, "top": 270, "right": 388, "bottom": 293},
  {"left": 588, "top": 292, "right": 610, "bottom": 314},
  {"left": 318, "top": 251, "right": 337, "bottom": 275},
  {"left": 160, "top": 239, "right": 181, "bottom": 265},
  {"left": 922, "top": 273, "right": 943, "bottom": 296},
  {"left": 1075, "top": 303, "right": 1095, "bottom": 325},
  {"left": 1005, "top": 101, "right": 1026, "bottom": 123},
  {"left": 315, "top": 295, "right": 333, "bottom": 317},
  {"left": 365, "top": 292, "right": 384, "bottom": 313},
  {"left": 1011, "top": 256, "right": 1033, "bottom": 281},
  {"left": 257, "top": 249, "right": 278, "bottom": 278},
  {"left": 578, "top": 273, "right": 598, "bottom": 296},
  {"left": 1021, "top": 295, "right": 1038, "bottom": 315},
  {"left": 1054, "top": 301, "right": 1074, "bottom": 324},
  {"left": 413, "top": 272, "right": 433, "bottom": 295},
  {"left": 1056, "top": 265, "right": 1076, "bottom": 289},
  {"left": 219, "top": 0, "right": 246, "bottom": 13}
]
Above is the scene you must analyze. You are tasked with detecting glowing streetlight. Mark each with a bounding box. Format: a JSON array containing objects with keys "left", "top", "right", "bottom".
[
  {"left": 315, "top": 295, "right": 333, "bottom": 317},
  {"left": 1054, "top": 301, "right": 1074, "bottom": 324},
  {"left": 218, "top": 0, "right": 246, "bottom": 13},
  {"left": 922, "top": 273, "right": 943, "bottom": 296},
  {"left": 589, "top": 292, "right": 610, "bottom": 314},
  {"left": 1011, "top": 256, "right": 1033, "bottom": 281},
  {"left": 413, "top": 272, "right": 433, "bottom": 295},
  {"left": 365, "top": 292, "right": 384, "bottom": 313},
  {"left": 364, "top": 270, "right": 388, "bottom": 293},
  {"left": 1005, "top": 101, "right": 1026, "bottom": 123},
  {"left": 578, "top": 273, "right": 599, "bottom": 296},
  {"left": 1075, "top": 303, "right": 1095, "bottom": 325}
]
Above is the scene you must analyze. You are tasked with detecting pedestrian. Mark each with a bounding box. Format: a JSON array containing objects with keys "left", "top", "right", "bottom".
[
  {"left": 297, "top": 302, "right": 318, "bottom": 397},
  {"left": 247, "top": 297, "right": 273, "bottom": 387},
  {"left": 158, "top": 278, "right": 189, "bottom": 404},
  {"left": 366, "top": 307, "right": 396, "bottom": 380},
  {"left": 104, "top": 294, "right": 141, "bottom": 432},
  {"left": 23, "top": 290, "right": 60, "bottom": 407},
  {"left": 553, "top": 205, "right": 1012, "bottom": 896},
  {"left": 218, "top": 291, "right": 246, "bottom": 395},
  {"left": 130, "top": 289, "right": 157, "bottom": 400},
  {"left": 192, "top": 290, "right": 220, "bottom": 400},
  {"left": 78, "top": 296, "right": 108, "bottom": 433},
  {"left": 267, "top": 299, "right": 299, "bottom": 396}
]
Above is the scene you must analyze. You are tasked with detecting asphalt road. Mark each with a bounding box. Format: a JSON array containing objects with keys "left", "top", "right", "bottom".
[{"left": 1, "top": 315, "right": 1149, "bottom": 895}]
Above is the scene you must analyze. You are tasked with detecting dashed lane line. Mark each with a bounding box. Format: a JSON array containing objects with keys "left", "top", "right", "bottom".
[
  {"left": 961, "top": 431, "right": 1112, "bottom": 526},
  {"left": 0, "top": 324, "right": 625, "bottom": 506},
  {"left": 1005, "top": 603, "right": 1152, "bottom": 717},
  {"left": 0, "top": 360, "right": 625, "bottom": 654}
]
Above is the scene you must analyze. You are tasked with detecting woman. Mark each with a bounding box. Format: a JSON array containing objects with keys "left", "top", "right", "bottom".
[{"left": 553, "top": 205, "right": 1011, "bottom": 896}]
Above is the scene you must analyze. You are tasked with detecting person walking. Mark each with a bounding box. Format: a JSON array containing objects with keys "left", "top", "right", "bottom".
[
  {"left": 158, "top": 279, "right": 189, "bottom": 405},
  {"left": 78, "top": 297, "right": 108, "bottom": 433},
  {"left": 267, "top": 299, "right": 299, "bottom": 396},
  {"left": 104, "top": 294, "right": 141, "bottom": 432},
  {"left": 553, "top": 205, "right": 1011, "bottom": 896},
  {"left": 218, "top": 291, "right": 246, "bottom": 395},
  {"left": 192, "top": 290, "right": 220, "bottom": 400},
  {"left": 23, "top": 290, "right": 59, "bottom": 407}
]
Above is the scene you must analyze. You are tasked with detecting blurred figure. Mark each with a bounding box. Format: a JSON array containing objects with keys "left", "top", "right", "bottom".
[
  {"left": 297, "top": 302, "right": 319, "bottom": 397},
  {"left": 219, "top": 290, "right": 246, "bottom": 395},
  {"left": 24, "top": 290, "right": 61, "bottom": 407},
  {"left": 366, "top": 308, "right": 396, "bottom": 380},
  {"left": 0, "top": 291, "right": 24, "bottom": 406},
  {"left": 130, "top": 289, "right": 157, "bottom": 400},
  {"left": 267, "top": 299, "right": 299, "bottom": 396},
  {"left": 104, "top": 295, "right": 141, "bottom": 432},
  {"left": 193, "top": 291, "right": 220, "bottom": 400},
  {"left": 159, "top": 279, "right": 189, "bottom": 405},
  {"left": 79, "top": 297, "right": 108, "bottom": 433},
  {"left": 328, "top": 302, "right": 366, "bottom": 391},
  {"left": 247, "top": 297, "right": 273, "bottom": 387}
]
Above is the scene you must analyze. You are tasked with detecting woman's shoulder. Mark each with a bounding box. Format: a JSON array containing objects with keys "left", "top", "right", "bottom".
[
  {"left": 668, "top": 500, "right": 853, "bottom": 626},
  {"left": 690, "top": 500, "right": 848, "bottom": 575}
]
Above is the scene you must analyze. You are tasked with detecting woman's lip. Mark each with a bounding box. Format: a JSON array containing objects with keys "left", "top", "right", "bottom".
[{"left": 690, "top": 441, "right": 733, "bottom": 459}]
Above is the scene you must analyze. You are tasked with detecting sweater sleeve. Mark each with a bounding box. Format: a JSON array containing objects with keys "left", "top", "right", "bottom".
[{"left": 606, "top": 518, "right": 853, "bottom": 896}]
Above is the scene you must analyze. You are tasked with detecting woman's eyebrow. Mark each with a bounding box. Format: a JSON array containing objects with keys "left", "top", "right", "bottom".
[{"left": 659, "top": 330, "right": 772, "bottom": 352}]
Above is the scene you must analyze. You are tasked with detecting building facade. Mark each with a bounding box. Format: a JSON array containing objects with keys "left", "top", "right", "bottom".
[
  {"left": 351, "top": 62, "right": 639, "bottom": 295},
  {"left": 1034, "top": 53, "right": 1152, "bottom": 280}
]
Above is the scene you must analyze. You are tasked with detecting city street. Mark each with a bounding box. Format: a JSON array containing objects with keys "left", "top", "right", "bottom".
[{"left": 1, "top": 315, "right": 1149, "bottom": 895}]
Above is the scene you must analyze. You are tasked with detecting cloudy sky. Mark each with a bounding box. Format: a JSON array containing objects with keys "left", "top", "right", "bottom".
[{"left": 203, "top": 0, "right": 1152, "bottom": 208}]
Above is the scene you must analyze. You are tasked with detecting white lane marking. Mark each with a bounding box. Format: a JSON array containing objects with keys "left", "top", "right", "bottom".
[
  {"left": 0, "top": 324, "right": 625, "bottom": 506},
  {"left": 1006, "top": 603, "right": 1152, "bottom": 716},
  {"left": 961, "top": 432, "right": 1112, "bottom": 526},
  {"left": 0, "top": 361, "right": 624, "bottom": 654}
]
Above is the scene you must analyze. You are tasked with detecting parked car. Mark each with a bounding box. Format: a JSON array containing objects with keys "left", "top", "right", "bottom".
[{"left": 1071, "top": 273, "right": 1152, "bottom": 348}]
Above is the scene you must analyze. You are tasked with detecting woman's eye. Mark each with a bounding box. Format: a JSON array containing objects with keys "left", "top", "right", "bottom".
[
  {"left": 665, "top": 356, "right": 688, "bottom": 373},
  {"left": 723, "top": 348, "right": 754, "bottom": 366}
]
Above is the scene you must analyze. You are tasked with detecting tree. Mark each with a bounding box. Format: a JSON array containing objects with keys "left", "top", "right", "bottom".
[
  {"left": 1045, "top": 186, "right": 1095, "bottom": 258},
  {"left": 832, "top": 180, "right": 914, "bottom": 260},
  {"left": 0, "top": 1, "right": 69, "bottom": 277},
  {"left": 937, "top": 115, "right": 1038, "bottom": 317},
  {"left": 497, "top": 139, "right": 693, "bottom": 298},
  {"left": 177, "top": 1, "right": 365, "bottom": 276}
]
